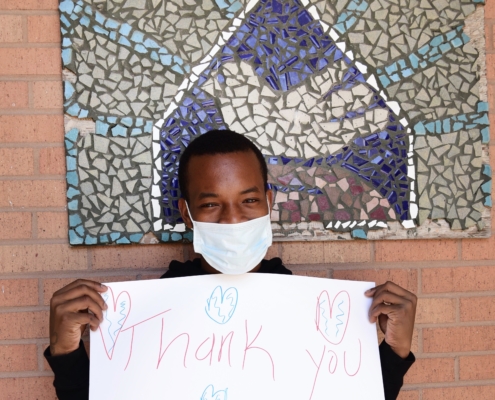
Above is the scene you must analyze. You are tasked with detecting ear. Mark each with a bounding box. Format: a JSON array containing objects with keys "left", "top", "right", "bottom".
[
  {"left": 266, "top": 187, "right": 274, "bottom": 212},
  {"left": 178, "top": 198, "right": 193, "bottom": 229}
]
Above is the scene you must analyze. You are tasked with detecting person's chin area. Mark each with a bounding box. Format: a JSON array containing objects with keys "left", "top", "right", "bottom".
[{"left": 199, "top": 256, "right": 262, "bottom": 274}]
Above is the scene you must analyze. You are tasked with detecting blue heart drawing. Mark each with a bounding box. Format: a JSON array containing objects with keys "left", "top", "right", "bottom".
[
  {"left": 200, "top": 384, "right": 228, "bottom": 400},
  {"left": 205, "top": 286, "right": 238, "bottom": 324}
]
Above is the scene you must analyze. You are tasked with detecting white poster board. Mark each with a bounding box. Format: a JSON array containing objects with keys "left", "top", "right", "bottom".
[{"left": 90, "top": 274, "right": 385, "bottom": 400}]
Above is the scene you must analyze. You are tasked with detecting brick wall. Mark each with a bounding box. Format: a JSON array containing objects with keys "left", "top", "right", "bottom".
[{"left": 0, "top": 1, "right": 494, "bottom": 399}]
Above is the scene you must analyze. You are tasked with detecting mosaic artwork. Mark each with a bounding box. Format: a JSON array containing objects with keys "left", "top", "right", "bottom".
[{"left": 59, "top": 0, "right": 491, "bottom": 245}]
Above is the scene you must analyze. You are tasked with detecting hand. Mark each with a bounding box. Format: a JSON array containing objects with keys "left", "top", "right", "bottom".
[
  {"left": 365, "top": 281, "right": 417, "bottom": 358},
  {"left": 49, "top": 279, "right": 108, "bottom": 356}
]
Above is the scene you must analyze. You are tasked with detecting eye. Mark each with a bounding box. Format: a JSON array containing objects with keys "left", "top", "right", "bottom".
[
  {"left": 200, "top": 202, "right": 218, "bottom": 208},
  {"left": 243, "top": 198, "right": 259, "bottom": 204}
]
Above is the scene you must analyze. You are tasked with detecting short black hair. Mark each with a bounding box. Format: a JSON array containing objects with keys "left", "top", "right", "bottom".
[{"left": 178, "top": 129, "right": 268, "bottom": 200}]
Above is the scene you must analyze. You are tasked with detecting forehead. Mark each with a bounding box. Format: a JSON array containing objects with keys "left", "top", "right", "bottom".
[{"left": 186, "top": 151, "right": 264, "bottom": 193}]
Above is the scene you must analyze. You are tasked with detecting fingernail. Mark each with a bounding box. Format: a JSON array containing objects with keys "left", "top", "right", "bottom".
[
  {"left": 365, "top": 288, "right": 375, "bottom": 294},
  {"left": 101, "top": 284, "right": 108, "bottom": 290},
  {"left": 103, "top": 303, "right": 108, "bottom": 310}
]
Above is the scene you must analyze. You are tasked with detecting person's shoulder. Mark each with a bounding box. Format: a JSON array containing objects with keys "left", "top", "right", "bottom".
[
  {"left": 160, "top": 258, "right": 204, "bottom": 278},
  {"left": 259, "top": 257, "right": 292, "bottom": 275}
]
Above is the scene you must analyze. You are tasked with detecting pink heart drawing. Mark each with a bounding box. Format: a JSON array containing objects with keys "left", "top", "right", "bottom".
[
  {"left": 98, "top": 287, "right": 131, "bottom": 360},
  {"left": 315, "top": 290, "right": 350, "bottom": 345}
]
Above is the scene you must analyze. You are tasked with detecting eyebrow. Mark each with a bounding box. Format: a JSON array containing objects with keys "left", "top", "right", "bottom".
[
  {"left": 198, "top": 192, "right": 219, "bottom": 200},
  {"left": 197, "top": 186, "right": 261, "bottom": 200},
  {"left": 239, "top": 186, "right": 261, "bottom": 195}
]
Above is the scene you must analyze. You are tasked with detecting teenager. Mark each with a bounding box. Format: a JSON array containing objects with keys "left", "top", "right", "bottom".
[{"left": 46, "top": 130, "right": 416, "bottom": 399}]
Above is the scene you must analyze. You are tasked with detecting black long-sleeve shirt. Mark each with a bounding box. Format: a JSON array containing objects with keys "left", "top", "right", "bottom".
[{"left": 45, "top": 258, "right": 415, "bottom": 399}]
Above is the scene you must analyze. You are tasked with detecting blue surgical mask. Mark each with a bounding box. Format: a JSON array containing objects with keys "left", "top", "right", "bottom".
[{"left": 185, "top": 200, "right": 273, "bottom": 274}]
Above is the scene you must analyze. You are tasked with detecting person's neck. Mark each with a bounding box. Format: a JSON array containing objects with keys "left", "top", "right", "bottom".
[{"left": 199, "top": 256, "right": 262, "bottom": 274}]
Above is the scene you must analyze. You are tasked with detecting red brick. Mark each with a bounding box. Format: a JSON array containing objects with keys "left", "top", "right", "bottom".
[
  {"left": 0, "top": 15, "right": 23, "bottom": 42},
  {"left": 27, "top": 15, "right": 60, "bottom": 43},
  {"left": 416, "top": 297, "right": 456, "bottom": 324},
  {"left": 0, "top": 279, "right": 38, "bottom": 307},
  {"left": 91, "top": 244, "right": 184, "bottom": 270},
  {"left": 375, "top": 240, "right": 458, "bottom": 262},
  {"left": 487, "top": 1, "right": 495, "bottom": 22},
  {"left": 404, "top": 357, "right": 455, "bottom": 384},
  {"left": 422, "top": 266, "right": 495, "bottom": 293},
  {"left": 0, "top": 0, "right": 58, "bottom": 9},
  {"left": 292, "top": 269, "right": 329, "bottom": 278},
  {"left": 0, "top": 377, "right": 56, "bottom": 400},
  {"left": 0, "top": 311, "right": 48, "bottom": 340},
  {"left": 0, "top": 82, "right": 29, "bottom": 109},
  {"left": 462, "top": 235, "right": 495, "bottom": 260},
  {"left": 333, "top": 268, "right": 417, "bottom": 292},
  {"left": 0, "top": 180, "right": 66, "bottom": 208},
  {"left": 37, "top": 211, "right": 67, "bottom": 239},
  {"left": 0, "top": 48, "right": 61, "bottom": 75},
  {"left": 43, "top": 275, "right": 136, "bottom": 305},
  {"left": 323, "top": 240, "right": 371, "bottom": 263},
  {"left": 0, "top": 244, "right": 87, "bottom": 273},
  {"left": 0, "top": 148, "right": 34, "bottom": 175},
  {"left": 460, "top": 296, "right": 495, "bottom": 322},
  {"left": 488, "top": 54, "right": 495, "bottom": 81},
  {"left": 0, "top": 115, "right": 64, "bottom": 143},
  {"left": 422, "top": 385, "right": 495, "bottom": 400},
  {"left": 397, "top": 391, "right": 419, "bottom": 400},
  {"left": 423, "top": 326, "right": 495, "bottom": 353},
  {"left": 489, "top": 85, "right": 495, "bottom": 142},
  {"left": 39, "top": 147, "right": 65, "bottom": 175},
  {"left": 0, "top": 344, "right": 38, "bottom": 372},
  {"left": 0, "top": 212, "right": 32, "bottom": 240},
  {"left": 281, "top": 242, "right": 324, "bottom": 264},
  {"left": 460, "top": 354, "right": 495, "bottom": 381},
  {"left": 33, "top": 81, "right": 63, "bottom": 109},
  {"left": 265, "top": 244, "right": 279, "bottom": 259}
]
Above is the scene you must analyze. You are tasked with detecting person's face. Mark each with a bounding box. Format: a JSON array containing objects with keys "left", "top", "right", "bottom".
[{"left": 178, "top": 151, "right": 273, "bottom": 227}]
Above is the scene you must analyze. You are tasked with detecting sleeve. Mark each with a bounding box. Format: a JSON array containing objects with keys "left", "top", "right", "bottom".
[
  {"left": 380, "top": 340, "right": 415, "bottom": 400},
  {"left": 44, "top": 341, "right": 89, "bottom": 400}
]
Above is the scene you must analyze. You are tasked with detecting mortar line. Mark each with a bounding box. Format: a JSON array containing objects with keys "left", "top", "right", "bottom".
[
  {"left": 0, "top": 75, "right": 61, "bottom": 81},
  {"left": 0, "top": 206, "right": 66, "bottom": 212},
  {"left": 0, "top": 42, "right": 59, "bottom": 48},
  {"left": 402, "top": 379, "right": 495, "bottom": 390},
  {"left": 0, "top": 371, "right": 54, "bottom": 379},
  {"left": 0, "top": 238, "right": 68, "bottom": 245},
  {"left": 455, "top": 355, "right": 460, "bottom": 382},
  {"left": 0, "top": 305, "right": 50, "bottom": 313},
  {"left": 0, "top": 11, "right": 59, "bottom": 16},
  {"left": 0, "top": 268, "right": 169, "bottom": 280},
  {"left": 0, "top": 108, "right": 63, "bottom": 115},
  {"left": 37, "top": 343, "right": 45, "bottom": 372},
  {"left": 0, "top": 174, "right": 65, "bottom": 180}
]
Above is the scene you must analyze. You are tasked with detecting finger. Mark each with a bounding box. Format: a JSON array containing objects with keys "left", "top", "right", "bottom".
[
  {"left": 52, "top": 284, "right": 108, "bottom": 310},
  {"left": 367, "top": 281, "right": 416, "bottom": 302},
  {"left": 370, "top": 291, "right": 411, "bottom": 312},
  {"left": 54, "top": 279, "right": 107, "bottom": 297},
  {"left": 66, "top": 312, "right": 102, "bottom": 331},
  {"left": 368, "top": 303, "right": 401, "bottom": 323},
  {"left": 56, "top": 296, "right": 105, "bottom": 323}
]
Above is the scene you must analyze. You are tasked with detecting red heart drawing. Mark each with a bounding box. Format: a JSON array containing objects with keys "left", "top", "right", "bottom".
[
  {"left": 98, "top": 287, "right": 132, "bottom": 360},
  {"left": 315, "top": 290, "right": 350, "bottom": 345}
]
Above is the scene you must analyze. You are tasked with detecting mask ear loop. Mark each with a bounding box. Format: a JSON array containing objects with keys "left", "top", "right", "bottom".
[{"left": 184, "top": 201, "right": 195, "bottom": 227}]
